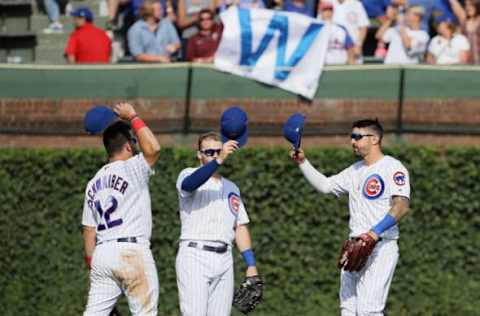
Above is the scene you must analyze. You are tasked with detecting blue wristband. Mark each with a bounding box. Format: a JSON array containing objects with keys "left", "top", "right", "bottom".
[
  {"left": 241, "top": 249, "right": 256, "bottom": 267},
  {"left": 372, "top": 214, "right": 397, "bottom": 236}
]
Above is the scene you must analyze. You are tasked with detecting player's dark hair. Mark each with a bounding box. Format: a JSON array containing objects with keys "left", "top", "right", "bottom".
[
  {"left": 198, "top": 131, "right": 221, "bottom": 150},
  {"left": 352, "top": 118, "right": 384, "bottom": 142},
  {"left": 103, "top": 121, "right": 134, "bottom": 157}
]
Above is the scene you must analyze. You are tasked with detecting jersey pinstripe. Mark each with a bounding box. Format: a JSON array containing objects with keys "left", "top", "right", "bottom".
[
  {"left": 176, "top": 167, "right": 250, "bottom": 245},
  {"left": 82, "top": 153, "right": 154, "bottom": 245},
  {"left": 324, "top": 155, "right": 410, "bottom": 239}
]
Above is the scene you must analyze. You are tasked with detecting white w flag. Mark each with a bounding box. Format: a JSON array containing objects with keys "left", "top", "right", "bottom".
[{"left": 214, "top": 7, "right": 330, "bottom": 99}]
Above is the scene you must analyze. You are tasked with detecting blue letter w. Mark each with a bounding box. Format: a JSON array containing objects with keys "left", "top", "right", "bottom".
[{"left": 238, "top": 8, "right": 323, "bottom": 81}]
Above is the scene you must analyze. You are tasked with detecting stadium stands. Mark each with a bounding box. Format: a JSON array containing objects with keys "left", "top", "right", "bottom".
[{"left": 0, "top": 0, "right": 37, "bottom": 63}]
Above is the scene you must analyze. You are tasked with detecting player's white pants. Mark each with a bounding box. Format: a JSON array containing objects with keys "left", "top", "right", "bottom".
[
  {"left": 84, "top": 241, "right": 159, "bottom": 316},
  {"left": 340, "top": 239, "right": 399, "bottom": 316},
  {"left": 176, "top": 240, "right": 234, "bottom": 316}
]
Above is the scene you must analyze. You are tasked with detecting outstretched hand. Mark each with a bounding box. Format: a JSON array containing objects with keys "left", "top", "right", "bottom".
[{"left": 289, "top": 148, "right": 305, "bottom": 164}]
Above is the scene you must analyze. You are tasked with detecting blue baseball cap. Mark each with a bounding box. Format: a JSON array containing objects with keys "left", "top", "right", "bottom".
[
  {"left": 84, "top": 105, "right": 117, "bottom": 135},
  {"left": 283, "top": 113, "right": 305, "bottom": 150},
  {"left": 71, "top": 6, "right": 94, "bottom": 21},
  {"left": 220, "top": 106, "right": 248, "bottom": 147}
]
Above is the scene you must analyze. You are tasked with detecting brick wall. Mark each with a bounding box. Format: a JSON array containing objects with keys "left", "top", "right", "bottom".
[{"left": 1, "top": 97, "right": 480, "bottom": 148}]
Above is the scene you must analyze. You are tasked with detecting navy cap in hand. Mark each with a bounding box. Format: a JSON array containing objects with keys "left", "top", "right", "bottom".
[
  {"left": 220, "top": 106, "right": 248, "bottom": 148},
  {"left": 84, "top": 105, "right": 117, "bottom": 135},
  {"left": 283, "top": 113, "right": 305, "bottom": 150}
]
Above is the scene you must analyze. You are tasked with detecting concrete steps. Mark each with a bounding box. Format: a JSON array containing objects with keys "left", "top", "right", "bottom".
[{"left": 33, "top": 0, "right": 109, "bottom": 64}]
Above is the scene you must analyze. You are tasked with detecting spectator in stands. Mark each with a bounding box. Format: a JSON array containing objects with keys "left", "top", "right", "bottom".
[
  {"left": 64, "top": 7, "right": 112, "bottom": 64},
  {"left": 177, "top": 0, "right": 216, "bottom": 40},
  {"left": 373, "top": 0, "right": 435, "bottom": 57},
  {"left": 43, "top": 0, "right": 64, "bottom": 33},
  {"left": 107, "top": 0, "right": 177, "bottom": 29},
  {"left": 376, "top": 5, "right": 430, "bottom": 63},
  {"left": 427, "top": 18, "right": 470, "bottom": 63},
  {"left": 450, "top": 0, "right": 480, "bottom": 63},
  {"left": 128, "top": 0, "right": 181, "bottom": 63},
  {"left": 318, "top": 1, "right": 356, "bottom": 64},
  {"left": 107, "top": 0, "right": 132, "bottom": 28},
  {"left": 186, "top": 9, "right": 222, "bottom": 62},
  {"left": 328, "top": 0, "right": 370, "bottom": 63},
  {"left": 216, "top": 0, "right": 266, "bottom": 11},
  {"left": 283, "top": 0, "right": 316, "bottom": 16},
  {"left": 396, "top": 0, "right": 436, "bottom": 31}
]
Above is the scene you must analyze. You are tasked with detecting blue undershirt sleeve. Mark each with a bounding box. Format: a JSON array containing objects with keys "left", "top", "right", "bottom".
[{"left": 181, "top": 160, "right": 220, "bottom": 192}]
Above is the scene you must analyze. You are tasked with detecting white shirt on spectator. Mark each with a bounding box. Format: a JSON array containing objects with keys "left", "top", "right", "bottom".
[
  {"left": 330, "top": 0, "right": 370, "bottom": 45},
  {"left": 428, "top": 33, "right": 470, "bottom": 64},
  {"left": 382, "top": 26, "right": 429, "bottom": 64},
  {"left": 323, "top": 22, "right": 355, "bottom": 64}
]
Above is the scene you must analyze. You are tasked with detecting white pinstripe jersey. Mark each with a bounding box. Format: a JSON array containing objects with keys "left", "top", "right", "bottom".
[
  {"left": 176, "top": 167, "right": 250, "bottom": 245},
  {"left": 82, "top": 154, "right": 154, "bottom": 244},
  {"left": 327, "top": 155, "right": 410, "bottom": 239}
]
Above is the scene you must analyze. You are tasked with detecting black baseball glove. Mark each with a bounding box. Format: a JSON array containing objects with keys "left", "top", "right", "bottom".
[
  {"left": 233, "top": 275, "right": 264, "bottom": 314},
  {"left": 109, "top": 307, "right": 122, "bottom": 316}
]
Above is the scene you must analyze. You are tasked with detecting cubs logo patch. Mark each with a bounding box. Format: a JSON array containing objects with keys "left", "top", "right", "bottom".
[
  {"left": 362, "top": 174, "right": 385, "bottom": 200},
  {"left": 228, "top": 192, "right": 241, "bottom": 217},
  {"left": 393, "top": 171, "right": 406, "bottom": 186}
]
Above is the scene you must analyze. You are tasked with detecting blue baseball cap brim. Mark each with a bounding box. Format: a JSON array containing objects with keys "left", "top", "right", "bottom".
[
  {"left": 84, "top": 105, "right": 117, "bottom": 135},
  {"left": 283, "top": 113, "right": 305, "bottom": 150}
]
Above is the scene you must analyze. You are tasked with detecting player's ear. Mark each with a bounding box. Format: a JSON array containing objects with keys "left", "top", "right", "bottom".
[
  {"left": 371, "top": 134, "right": 381, "bottom": 146},
  {"left": 196, "top": 150, "right": 202, "bottom": 161},
  {"left": 125, "top": 142, "right": 133, "bottom": 154}
]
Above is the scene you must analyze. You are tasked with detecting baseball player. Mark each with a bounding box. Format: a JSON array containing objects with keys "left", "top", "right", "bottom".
[
  {"left": 290, "top": 119, "right": 410, "bottom": 316},
  {"left": 175, "top": 131, "right": 260, "bottom": 316},
  {"left": 82, "top": 102, "right": 161, "bottom": 316}
]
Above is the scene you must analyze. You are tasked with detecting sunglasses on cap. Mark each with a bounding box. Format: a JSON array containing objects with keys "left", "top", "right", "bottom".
[
  {"left": 351, "top": 133, "right": 374, "bottom": 141},
  {"left": 200, "top": 148, "right": 222, "bottom": 157}
]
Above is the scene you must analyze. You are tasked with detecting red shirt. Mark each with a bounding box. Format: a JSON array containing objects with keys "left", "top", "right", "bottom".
[
  {"left": 65, "top": 23, "right": 112, "bottom": 64},
  {"left": 186, "top": 24, "right": 223, "bottom": 62}
]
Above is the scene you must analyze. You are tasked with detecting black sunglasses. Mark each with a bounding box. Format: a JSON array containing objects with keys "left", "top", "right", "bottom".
[
  {"left": 351, "top": 133, "right": 374, "bottom": 141},
  {"left": 200, "top": 148, "right": 222, "bottom": 157}
]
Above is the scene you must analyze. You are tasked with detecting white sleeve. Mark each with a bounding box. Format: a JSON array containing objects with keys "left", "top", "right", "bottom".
[
  {"left": 458, "top": 35, "right": 471, "bottom": 50},
  {"left": 176, "top": 168, "right": 196, "bottom": 198},
  {"left": 388, "top": 162, "right": 410, "bottom": 199},
  {"left": 408, "top": 31, "right": 429, "bottom": 55},
  {"left": 299, "top": 159, "right": 351, "bottom": 196},
  {"left": 124, "top": 153, "right": 154, "bottom": 186},
  {"left": 356, "top": 2, "right": 370, "bottom": 27},
  {"left": 236, "top": 193, "right": 250, "bottom": 225},
  {"left": 82, "top": 186, "right": 97, "bottom": 227},
  {"left": 428, "top": 37, "right": 439, "bottom": 56},
  {"left": 382, "top": 28, "right": 394, "bottom": 43}
]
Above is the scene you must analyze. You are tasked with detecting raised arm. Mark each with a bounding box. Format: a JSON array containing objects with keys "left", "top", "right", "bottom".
[
  {"left": 449, "top": 0, "right": 467, "bottom": 25},
  {"left": 290, "top": 149, "right": 333, "bottom": 194},
  {"left": 113, "top": 102, "right": 161, "bottom": 166},
  {"left": 181, "top": 140, "right": 238, "bottom": 192}
]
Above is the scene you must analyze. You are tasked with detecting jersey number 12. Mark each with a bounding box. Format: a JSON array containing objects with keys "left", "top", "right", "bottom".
[{"left": 95, "top": 196, "right": 123, "bottom": 231}]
